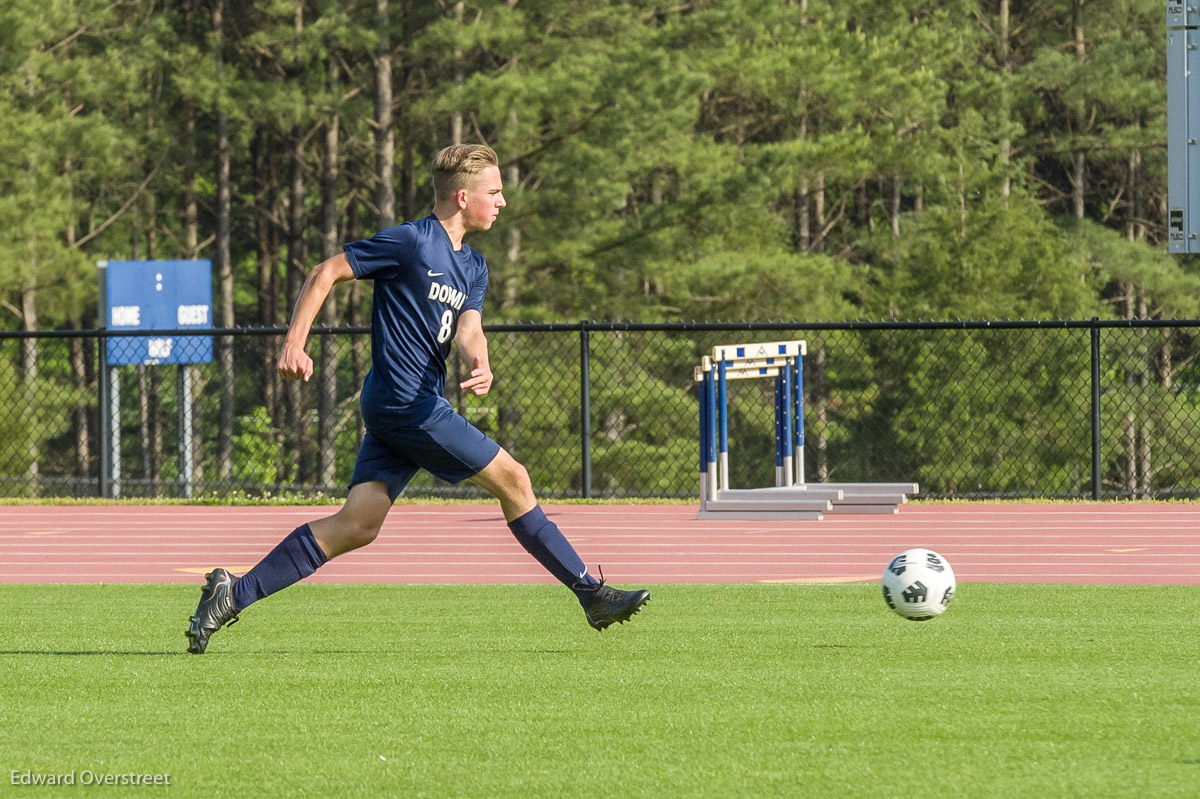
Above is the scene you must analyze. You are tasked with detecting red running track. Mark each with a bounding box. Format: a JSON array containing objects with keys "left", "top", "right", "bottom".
[{"left": 0, "top": 503, "right": 1197, "bottom": 586}]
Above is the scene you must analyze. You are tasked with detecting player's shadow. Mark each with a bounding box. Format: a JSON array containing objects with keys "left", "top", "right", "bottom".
[
  {"left": 0, "top": 649, "right": 379, "bottom": 656},
  {"left": 0, "top": 650, "right": 188, "bottom": 656}
]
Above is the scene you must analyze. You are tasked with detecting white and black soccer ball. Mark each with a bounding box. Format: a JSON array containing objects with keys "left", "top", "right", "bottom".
[{"left": 881, "top": 548, "right": 956, "bottom": 621}]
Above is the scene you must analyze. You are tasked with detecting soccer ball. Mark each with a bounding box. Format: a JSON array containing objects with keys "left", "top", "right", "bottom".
[{"left": 881, "top": 548, "right": 956, "bottom": 621}]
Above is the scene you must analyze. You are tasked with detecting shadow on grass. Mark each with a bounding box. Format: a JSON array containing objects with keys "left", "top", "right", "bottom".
[
  {"left": 0, "top": 649, "right": 408, "bottom": 656},
  {"left": 0, "top": 650, "right": 190, "bottom": 656},
  {"left": 0, "top": 647, "right": 582, "bottom": 656}
]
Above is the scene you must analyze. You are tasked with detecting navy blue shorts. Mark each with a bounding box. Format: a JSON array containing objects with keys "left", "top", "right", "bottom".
[{"left": 350, "top": 398, "right": 501, "bottom": 502}]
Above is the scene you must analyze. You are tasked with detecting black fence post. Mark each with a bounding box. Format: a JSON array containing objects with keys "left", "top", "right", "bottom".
[
  {"left": 1090, "top": 318, "right": 1102, "bottom": 500},
  {"left": 580, "top": 321, "right": 592, "bottom": 499}
]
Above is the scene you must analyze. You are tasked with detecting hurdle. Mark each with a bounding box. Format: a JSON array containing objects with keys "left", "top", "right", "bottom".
[{"left": 696, "top": 339, "right": 918, "bottom": 521}]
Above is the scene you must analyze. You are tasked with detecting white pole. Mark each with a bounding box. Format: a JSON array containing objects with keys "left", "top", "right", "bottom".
[
  {"left": 109, "top": 366, "right": 121, "bottom": 499},
  {"left": 178, "top": 365, "right": 194, "bottom": 498}
]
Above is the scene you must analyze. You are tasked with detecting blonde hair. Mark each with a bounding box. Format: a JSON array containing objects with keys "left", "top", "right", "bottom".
[{"left": 432, "top": 144, "right": 499, "bottom": 203}]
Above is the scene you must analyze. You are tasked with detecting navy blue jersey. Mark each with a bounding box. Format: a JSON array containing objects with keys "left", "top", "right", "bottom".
[{"left": 343, "top": 214, "right": 488, "bottom": 414}]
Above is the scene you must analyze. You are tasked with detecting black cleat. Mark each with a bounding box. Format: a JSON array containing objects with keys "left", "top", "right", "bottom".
[
  {"left": 576, "top": 568, "right": 650, "bottom": 631},
  {"left": 185, "top": 568, "right": 240, "bottom": 654}
]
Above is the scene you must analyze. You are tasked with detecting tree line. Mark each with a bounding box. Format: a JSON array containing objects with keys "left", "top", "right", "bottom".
[{"left": 1, "top": 0, "right": 1195, "bottom": 494}]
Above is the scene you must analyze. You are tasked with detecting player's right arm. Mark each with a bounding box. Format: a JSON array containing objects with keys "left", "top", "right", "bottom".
[{"left": 277, "top": 253, "right": 356, "bottom": 382}]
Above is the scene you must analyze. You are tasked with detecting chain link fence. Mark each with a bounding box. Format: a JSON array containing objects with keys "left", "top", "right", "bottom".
[{"left": 2, "top": 321, "right": 1198, "bottom": 501}]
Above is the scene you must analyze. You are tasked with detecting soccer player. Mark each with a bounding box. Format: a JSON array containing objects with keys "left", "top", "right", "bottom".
[{"left": 186, "top": 145, "right": 650, "bottom": 654}]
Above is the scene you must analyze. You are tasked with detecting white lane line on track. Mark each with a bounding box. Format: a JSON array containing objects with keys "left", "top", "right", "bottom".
[
  {"left": 4, "top": 533, "right": 1199, "bottom": 544},
  {"left": 4, "top": 544, "right": 1195, "bottom": 556},
  {"left": 3, "top": 572, "right": 1197, "bottom": 582},
  {"left": 3, "top": 535, "right": 1194, "bottom": 546},
  {"left": 2, "top": 524, "right": 1198, "bottom": 534},
  {"left": 4, "top": 559, "right": 1195, "bottom": 573},
  {"left": 1, "top": 508, "right": 1197, "bottom": 521},
  {"left": 112, "top": 513, "right": 1198, "bottom": 520}
]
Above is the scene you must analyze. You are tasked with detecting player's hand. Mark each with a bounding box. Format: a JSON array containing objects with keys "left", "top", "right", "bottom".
[
  {"left": 459, "top": 356, "right": 492, "bottom": 396},
  {"left": 278, "top": 341, "right": 313, "bottom": 382}
]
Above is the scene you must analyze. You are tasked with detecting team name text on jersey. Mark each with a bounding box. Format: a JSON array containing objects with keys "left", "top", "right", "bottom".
[
  {"left": 427, "top": 280, "right": 468, "bottom": 310},
  {"left": 428, "top": 281, "right": 467, "bottom": 310}
]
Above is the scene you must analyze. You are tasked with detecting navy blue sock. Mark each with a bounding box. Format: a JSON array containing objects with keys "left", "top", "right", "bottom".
[
  {"left": 231, "top": 523, "right": 328, "bottom": 611},
  {"left": 507, "top": 506, "right": 599, "bottom": 602}
]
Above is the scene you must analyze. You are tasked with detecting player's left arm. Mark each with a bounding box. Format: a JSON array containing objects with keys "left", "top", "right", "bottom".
[{"left": 454, "top": 309, "right": 493, "bottom": 396}]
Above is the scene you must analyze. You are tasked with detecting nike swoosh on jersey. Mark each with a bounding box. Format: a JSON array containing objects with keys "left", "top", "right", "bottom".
[{"left": 427, "top": 269, "right": 444, "bottom": 277}]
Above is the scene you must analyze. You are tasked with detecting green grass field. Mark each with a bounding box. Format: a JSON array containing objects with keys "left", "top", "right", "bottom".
[{"left": 2, "top": 583, "right": 1197, "bottom": 797}]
